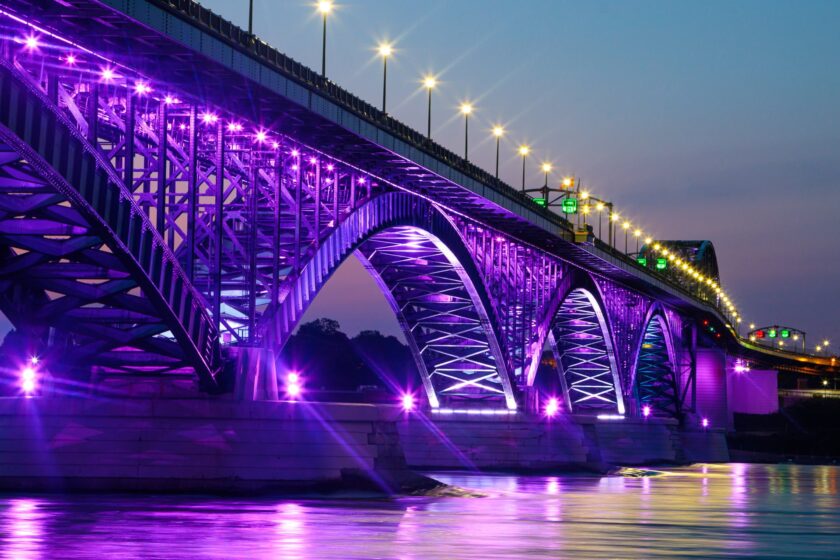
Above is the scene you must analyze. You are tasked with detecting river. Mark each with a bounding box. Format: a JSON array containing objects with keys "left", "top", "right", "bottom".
[{"left": 1, "top": 463, "right": 838, "bottom": 559}]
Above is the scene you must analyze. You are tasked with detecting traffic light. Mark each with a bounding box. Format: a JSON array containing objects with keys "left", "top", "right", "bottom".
[{"left": 755, "top": 330, "right": 765, "bottom": 339}]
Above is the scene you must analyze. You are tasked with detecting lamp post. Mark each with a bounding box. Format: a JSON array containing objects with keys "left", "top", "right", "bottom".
[
  {"left": 493, "top": 126, "right": 504, "bottom": 179},
  {"left": 634, "top": 229, "right": 642, "bottom": 254},
  {"left": 596, "top": 201, "right": 605, "bottom": 239},
  {"left": 318, "top": 1, "right": 332, "bottom": 77},
  {"left": 541, "top": 162, "right": 552, "bottom": 187},
  {"left": 248, "top": 0, "right": 254, "bottom": 34},
  {"left": 378, "top": 43, "right": 392, "bottom": 112},
  {"left": 519, "top": 145, "right": 530, "bottom": 191},
  {"left": 423, "top": 75, "right": 436, "bottom": 138},
  {"left": 460, "top": 103, "right": 473, "bottom": 160}
]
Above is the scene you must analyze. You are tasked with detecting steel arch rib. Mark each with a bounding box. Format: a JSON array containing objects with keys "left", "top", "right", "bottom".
[
  {"left": 547, "top": 282, "right": 625, "bottom": 414},
  {"left": 0, "top": 60, "right": 217, "bottom": 386},
  {"left": 258, "top": 192, "right": 517, "bottom": 409},
  {"left": 630, "top": 303, "right": 680, "bottom": 417}
]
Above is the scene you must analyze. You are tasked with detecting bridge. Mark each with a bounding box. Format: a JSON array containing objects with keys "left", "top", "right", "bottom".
[{"left": 0, "top": 0, "right": 836, "bottom": 489}]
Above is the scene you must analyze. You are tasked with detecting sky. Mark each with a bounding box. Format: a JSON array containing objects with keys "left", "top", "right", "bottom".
[{"left": 2, "top": 0, "right": 839, "bottom": 350}]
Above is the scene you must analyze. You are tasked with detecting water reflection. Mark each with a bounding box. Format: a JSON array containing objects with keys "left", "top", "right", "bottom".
[{"left": 0, "top": 464, "right": 838, "bottom": 558}]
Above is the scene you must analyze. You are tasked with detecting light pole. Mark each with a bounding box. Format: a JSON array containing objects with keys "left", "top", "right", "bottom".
[
  {"left": 378, "top": 43, "right": 392, "bottom": 112},
  {"left": 423, "top": 75, "right": 436, "bottom": 138},
  {"left": 248, "top": 0, "right": 254, "bottom": 34},
  {"left": 623, "top": 221, "right": 631, "bottom": 254},
  {"left": 596, "top": 202, "right": 604, "bottom": 239},
  {"left": 318, "top": 1, "right": 332, "bottom": 77},
  {"left": 634, "top": 229, "right": 642, "bottom": 254},
  {"left": 460, "top": 103, "right": 473, "bottom": 160},
  {"left": 493, "top": 126, "right": 504, "bottom": 179},
  {"left": 541, "top": 162, "right": 552, "bottom": 187},
  {"left": 519, "top": 145, "right": 530, "bottom": 191}
]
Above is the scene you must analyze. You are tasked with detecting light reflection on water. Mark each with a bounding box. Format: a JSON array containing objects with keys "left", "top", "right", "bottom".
[{"left": 1, "top": 464, "right": 839, "bottom": 559}]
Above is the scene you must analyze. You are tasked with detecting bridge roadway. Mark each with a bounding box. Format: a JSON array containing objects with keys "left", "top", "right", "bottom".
[{"left": 0, "top": 0, "right": 835, "bottom": 425}]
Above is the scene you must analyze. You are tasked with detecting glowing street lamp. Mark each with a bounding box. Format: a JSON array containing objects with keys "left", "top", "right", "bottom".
[
  {"left": 541, "top": 162, "right": 552, "bottom": 187},
  {"left": 317, "top": 1, "right": 333, "bottom": 77},
  {"left": 492, "top": 126, "right": 504, "bottom": 179},
  {"left": 634, "top": 228, "right": 642, "bottom": 254},
  {"left": 423, "top": 75, "right": 437, "bottom": 138},
  {"left": 622, "top": 220, "right": 631, "bottom": 254},
  {"left": 518, "top": 145, "right": 530, "bottom": 191},
  {"left": 378, "top": 42, "right": 393, "bottom": 112},
  {"left": 460, "top": 103, "right": 473, "bottom": 160}
]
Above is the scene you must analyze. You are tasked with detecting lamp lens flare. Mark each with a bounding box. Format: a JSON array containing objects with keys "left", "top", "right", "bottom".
[
  {"left": 545, "top": 397, "right": 559, "bottom": 417},
  {"left": 378, "top": 43, "right": 393, "bottom": 57},
  {"left": 317, "top": 1, "right": 333, "bottom": 14},
  {"left": 493, "top": 126, "right": 504, "bottom": 137},
  {"left": 401, "top": 394, "right": 415, "bottom": 412}
]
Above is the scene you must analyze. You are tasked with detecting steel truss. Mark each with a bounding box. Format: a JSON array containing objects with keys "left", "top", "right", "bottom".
[
  {"left": 549, "top": 288, "right": 625, "bottom": 413},
  {"left": 634, "top": 314, "right": 680, "bottom": 417}
]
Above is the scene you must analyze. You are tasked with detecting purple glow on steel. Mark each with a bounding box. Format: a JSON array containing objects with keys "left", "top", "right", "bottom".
[
  {"left": 701, "top": 417, "right": 709, "bottom": 428},
  {"left": 23, "top": 35, "right": 39, "bottom": 50},
  {"left": 291, "top": 164, "right": 299, "bottom": 171},
  {"left": 286, "top": 383, "right": 301, "bottom": 398},
  {"left": 326, "top": 163, "right": 334, "bottom": 172},
  {"left": 200, "top": 112, "right": 217, "bottom": 124},
  {"left": 178, "top": 123, "right": 186, "bottom": 131},
  {"left": 545, "top": 397, "right": 559, "bottom": 417},
  {"left": 271, "top": 141, "right": 280, "bottom": 149},
  {"left": 134, "top": 82, "right": 150, "bottom": 95},
  {"left": 163, "top": 95, "right": 176, "bottom": 104},
  {"left": 308, "top": 157, "right": 317, "bottom": 165},
  {"left": 65, "top": 54, "right": 76, "bottom": 65},
  {"left": 255, "top": 131, "right": 267, "bottom": 143},
  {"left": 227, "top": 122, "right": 243, "bottom": 133},
  {"left": 642, "top": 404, "right": 651, "bottom": 417},
  {"left": 287, "top": 372, "right": 300, "bottom": 384},
  {"left": 100, "top": 67, "right": 115, "bottom": 82},
  {"left": 357, "top": 177, "right": 366, "bottom": 184},
  {"left": 291, "top": 149, "right": 300, "bottom": 157},
  {"left": 401, "top": 393, "right": 415, "bottom": 412}
]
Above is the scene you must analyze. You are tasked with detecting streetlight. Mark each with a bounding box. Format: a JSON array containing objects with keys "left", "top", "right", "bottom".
[
  {"left": 378, "top": 42, "right": 393, "bottom": 112},
  {"left": 518, "top": 145, "right": 530, "bottom": 191},
  {"left": 460, "top": 103, "right": 473, "bottom": 160},
  {"left": 634, "top": 229, "right": 642, "bottom": 254},
  {"left": 423, "top": 75, "right": 436, "bottom": 138},
  {"left": 317, "top": 1, "right": 333, "bottom": 77},
  {"left": 492, "top": 126, "right": 504, "bottom": 179},
  {"left": 610, "top": 212, "right": 620, "bottom": 250},
  {"left": 541, "top": 162, "right": 552, "bottom": 187}
]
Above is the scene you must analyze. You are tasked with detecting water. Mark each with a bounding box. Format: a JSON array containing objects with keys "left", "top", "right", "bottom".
[{"left": 1, "top": 464, "right": 839, "bottom": 559}]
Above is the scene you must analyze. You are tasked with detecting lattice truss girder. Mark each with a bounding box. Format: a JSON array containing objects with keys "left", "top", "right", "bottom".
[
  {"left": 635, "top": 314, "right": 680, "bottom": 416},
  {"left": 358, "top": 227, "right": 511, "bottom": 405},
  {"left": 7, "top": 40, "right": 382, "bottom": 352},
  {"left": 549, "top": 288, "right": 624, "bottom": 413},
  {"left": 453, "top": 218, "right": 567, "bottom": 384},
  {"left": 0, "top": 141, "right": 194, "bottom": 376}
]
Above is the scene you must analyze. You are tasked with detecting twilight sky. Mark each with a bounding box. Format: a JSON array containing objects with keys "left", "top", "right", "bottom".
[{"left": 3, "top": 0, "right": 839, "bottom": 351}]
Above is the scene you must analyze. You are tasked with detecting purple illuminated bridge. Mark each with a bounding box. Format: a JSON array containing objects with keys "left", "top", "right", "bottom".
[{"left": 0, "top": 0, "right": 835, "bottom": 424}]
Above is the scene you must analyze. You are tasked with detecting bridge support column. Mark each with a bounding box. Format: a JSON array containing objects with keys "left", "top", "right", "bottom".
[
  {"left": 234, "top": 347, "right": 279, "bottom": 401},
  {"left": 694, "top": 348, "right": 730, "bottom": 430}
]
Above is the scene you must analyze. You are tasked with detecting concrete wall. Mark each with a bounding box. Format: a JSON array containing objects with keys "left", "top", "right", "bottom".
[
  {"left": 727, "top": 368, "right": 779, "bottom": 416},
  {"left": 0, "top": 398, "right": 416, "bottom": 493},
  {"left": 579, "top": 417, "right": 680, "bottom": 466}
]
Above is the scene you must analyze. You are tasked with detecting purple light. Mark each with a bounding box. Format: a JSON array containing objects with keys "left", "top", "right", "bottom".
[
  {"left": 65, "top": 54, "right": 76, "bottom": 65},
  {"left": 20, "top": 366, "right": 36, "bottom": 395},
  {"left": 100, "top": 67, "right": 115, "bottom": 82},
  {"left": 291, "top": 149, "right": 300, "bottom": 157},
  {"left": 23, "top": 35, "right": 39, "bottom": 50},
  {"left": 178, "top": 123, "right": 186, "bottom": 131},
  {"left": 271, "top": 141, "right": 280, "bottom": 149},
  {"left": 701, "top": 417, "right": 709, "bottom": 428},
  {"left": 326, "top": 164, "right": 334, "bottom": 172},
  {"left": 255, "top": 131, "right": 267, "bottom": 143},
  {"left": 291, "top": 164, "right": 299, "bottom": 171},
  {"left": 227, "top": 122, "right": 243, "bottom": 133},
  {"left": 309, "top": 157, "right": 317, "bottom": 165},
  {"left": 357, "top": 177, "right": 366, "bottom": 185},
  {"left": 163, "top": 95, "right": 177, "bottom": 105},
  {"left": 642, "top": 404, "right": 651, "bottom": 418},
  {"left": 287, "top": 383, "right": 301, "bottom": 398},
  {"left": 545, "top": 397, "right": 559, "bottom": 417},
  {"left": 200, "top": 112, "right": 218, "bottom": 124},
  {"left": 287, "top": 372, "right": 300, "bottom": 384},
  {"left": 134, "top": 82, "right": 151, "bottom": 95},
  {"left": 401, "top": 393, "right": 415, "bottom": 412}
]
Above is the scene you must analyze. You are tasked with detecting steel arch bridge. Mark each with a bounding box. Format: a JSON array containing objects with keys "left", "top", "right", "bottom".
[{"left": 0, "top": 0, "right": 835, "bottom": 416}]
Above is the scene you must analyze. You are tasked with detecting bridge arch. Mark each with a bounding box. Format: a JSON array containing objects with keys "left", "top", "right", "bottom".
[
  {"left": 0, "top": 60, "right": 217, "bottom": 388},
  {"left": 259, "top": 191, "right": 517, "bottom": 410},
  {"left": 545, "top": 273, "right": 625, "bottom": 414},
  {"left": 631, "top": 304, "right": 680, "bottom": 417}
]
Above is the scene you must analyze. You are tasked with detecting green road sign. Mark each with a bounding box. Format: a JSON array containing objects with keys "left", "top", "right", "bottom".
[
  {"left": 533, "top": 197, "right": 546, "bottom": 207},
  {"left": 561, "top": 198, "right": 578, "bottom": 214},
  {"left": 781, "top": 329, "right": 790, "bottom": 338},
  {"left": 768, "top": 329, "right": 777, "bottom": 338},
  {"left": 637, "top": 257, "right": 647, "bottom": 267},
  {"left": 655, "top": 258, "right": 668, "bottom": 270}
]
